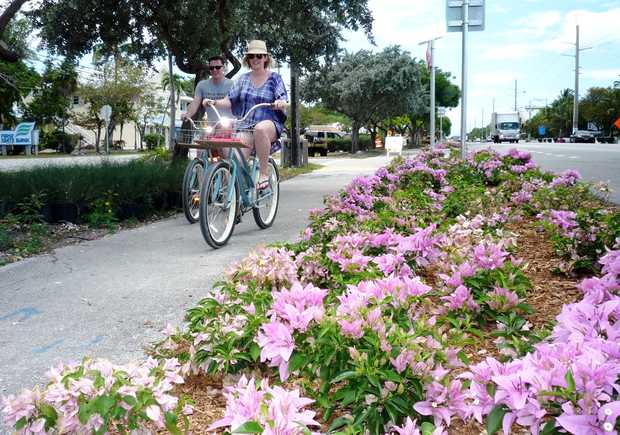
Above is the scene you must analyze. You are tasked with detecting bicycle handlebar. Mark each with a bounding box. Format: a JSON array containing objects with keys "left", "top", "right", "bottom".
[{"left": 202, "top": 101, "right": 290, "bottom": 124}]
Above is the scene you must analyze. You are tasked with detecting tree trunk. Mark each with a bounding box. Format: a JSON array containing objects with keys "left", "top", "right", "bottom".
[
  {"left": 351, "top": 121, "right": 361, "bottom": 153},
  {"left": 289, "top": 60, "right": 301, "bottom": 167},
  {"left": 168, "top": 52, "right": 176, "bottom": 152},
  {"left": 95, "top": 124, "right": 101, "bottom": 154}
]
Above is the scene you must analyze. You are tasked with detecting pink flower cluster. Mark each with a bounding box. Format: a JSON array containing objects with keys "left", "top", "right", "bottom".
[
  {"left": 229, "top": 246, "right": 298, "bottom": 287},
  {"left": 336, "top": 276, "right": 432, "bottom": 340},
  {"left": 1, "top": 357, "right": 191, "bottom": 433},
  {"left": 208, "top": 375, "right": 320, "bottom": 434},
  {"left": 269, "top": 281, "right": 327, "bottom": 332},
  {"left": 442, "top": 249, "right": 620, "bottom": 434}
]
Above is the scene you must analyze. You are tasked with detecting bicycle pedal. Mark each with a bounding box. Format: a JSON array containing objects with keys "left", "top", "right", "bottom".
[{"left": 235, "top": 214, "right": 242, "bottom": 224}]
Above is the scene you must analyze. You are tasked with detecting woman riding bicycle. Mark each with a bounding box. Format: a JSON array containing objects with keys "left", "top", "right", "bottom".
[{"left": 203, "top": 40, "right": 288, "bottom": 194}]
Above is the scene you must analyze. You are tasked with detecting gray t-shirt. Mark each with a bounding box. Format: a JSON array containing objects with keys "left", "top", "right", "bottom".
[{"left": 195, "top": 78, "right": 233, "bottom": 122}]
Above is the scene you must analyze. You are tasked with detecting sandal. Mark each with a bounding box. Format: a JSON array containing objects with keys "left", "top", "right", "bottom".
[{"left": 257, "top": 178, "right": 271, "bottom": 195}]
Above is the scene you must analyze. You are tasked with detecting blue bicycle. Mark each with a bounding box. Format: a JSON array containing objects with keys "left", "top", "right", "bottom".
[{"left": 180, "top": 103, "right": 281, "bottom": 248}]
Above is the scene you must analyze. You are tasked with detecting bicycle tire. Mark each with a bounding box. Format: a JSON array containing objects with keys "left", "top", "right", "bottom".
[
  {"left": 199, "top": 161, "right": 238, "bottom": 248},
  {"left": 182, "top": 159, "right": 205, "bottom": 224},
  {"left": 253, "top": 157, "right": 280, "bottom": 229}
]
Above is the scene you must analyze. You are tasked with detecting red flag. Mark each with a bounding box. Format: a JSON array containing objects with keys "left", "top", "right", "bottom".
[{"left": 425, "top": 42, "right": 432, "bottom": 71}]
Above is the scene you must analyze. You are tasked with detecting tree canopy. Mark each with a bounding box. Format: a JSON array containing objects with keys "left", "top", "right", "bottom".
[
  {"left": 301, "top": 46, "right": 424, "bottom": 152},
  {"left": 26, "top": 0, "right": 372, "bottom": 81}
]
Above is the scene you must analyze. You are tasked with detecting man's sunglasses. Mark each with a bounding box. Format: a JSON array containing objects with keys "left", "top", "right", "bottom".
[
  {"left": 246, "top": 54, "right": 265, "bottom": 60},
  {"left": 208, "top": 65, "right": 223, "bottom": 71}
]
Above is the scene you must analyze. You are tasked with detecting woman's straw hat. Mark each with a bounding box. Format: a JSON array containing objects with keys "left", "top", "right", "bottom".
[{"left": 246, "top": 40, "right": 269, "bottom": 55}]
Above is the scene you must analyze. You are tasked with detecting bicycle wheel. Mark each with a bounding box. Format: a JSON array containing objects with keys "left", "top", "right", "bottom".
[
  {"left": 253, "top": 157, "right": 280, "bottom": 229},
  {"left": 182, "top": 159, "right": 205, "bottom": 224},
  {"left": 199, "top": 161, "right": 238, "bottom": 248}
]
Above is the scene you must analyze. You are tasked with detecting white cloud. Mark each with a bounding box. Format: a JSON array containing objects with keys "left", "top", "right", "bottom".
[
  {"left": 542, "top": 8, "right": 620, "bottom": 52},
  {"left": 584, "top": 68, "right": 620, "bottom": 81},
  {"left": 514, "top": 10, "right": 562, "bottom": 37}
]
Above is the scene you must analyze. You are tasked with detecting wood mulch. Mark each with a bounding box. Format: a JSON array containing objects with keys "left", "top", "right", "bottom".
[{"left": 171, "top": 218, "right": 586, "bottom": 434}]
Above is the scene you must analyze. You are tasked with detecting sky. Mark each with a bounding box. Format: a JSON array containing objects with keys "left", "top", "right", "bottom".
[
  {"left": 22, "top": 0, "right": 620, "bottom": 135},
  {"left": 342, "top": 0, "right": 620, "bottom": 136}
]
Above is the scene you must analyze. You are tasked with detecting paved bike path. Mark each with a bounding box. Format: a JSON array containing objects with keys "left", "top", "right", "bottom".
[{"left": 0, "top": 156, "right": 390, "bottom": 398}]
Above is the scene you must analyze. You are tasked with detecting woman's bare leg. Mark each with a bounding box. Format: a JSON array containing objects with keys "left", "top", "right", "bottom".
[{"left": 253, "top": 120, "right": 277, "bottom": 180}]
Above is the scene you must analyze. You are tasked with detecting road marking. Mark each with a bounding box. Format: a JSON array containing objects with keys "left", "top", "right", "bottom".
[
  {"left": 33, "top": 339, "right": 64, "bottom": 354},
  {"left": 0, "top": 307, "right": 41, "bottom": 323}
]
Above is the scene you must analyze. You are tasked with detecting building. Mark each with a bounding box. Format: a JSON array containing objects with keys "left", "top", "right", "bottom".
[{"left": 68, "top": 72, "right": 193, "bottom": 150}]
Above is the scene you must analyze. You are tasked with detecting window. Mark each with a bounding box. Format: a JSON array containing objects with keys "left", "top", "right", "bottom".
[
  {"left": 73, "top": 96, "right": 80, "bottom": 105},
  {"left": 499, "top": 122, "right": 519, "bottom": 130}
]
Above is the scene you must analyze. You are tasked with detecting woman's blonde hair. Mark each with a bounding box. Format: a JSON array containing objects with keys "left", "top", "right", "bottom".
[{"left": 243, "top": 54, "right": 272, "bottom": 69}]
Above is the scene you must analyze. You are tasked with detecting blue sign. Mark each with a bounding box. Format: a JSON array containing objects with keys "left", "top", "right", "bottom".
[
  {"left": 538, "top": 125, "right": 546, "bottom": 136},
  {"left": 0, "top": 122, "right": 36, "bottom": 146}
]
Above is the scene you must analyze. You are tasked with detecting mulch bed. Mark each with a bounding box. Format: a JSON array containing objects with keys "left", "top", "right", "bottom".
[{"left": 171, "top": 218, "right": 585, "bottom": 434}]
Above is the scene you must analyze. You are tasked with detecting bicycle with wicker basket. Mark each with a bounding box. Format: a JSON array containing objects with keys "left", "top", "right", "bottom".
[{"left": 177, "top": 103, "right": 281, "bottom": 248}]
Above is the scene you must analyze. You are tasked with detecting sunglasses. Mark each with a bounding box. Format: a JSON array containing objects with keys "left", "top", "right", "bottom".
[
  {"left": 247, "top": 54, "right": 265, "bottom": 60},
  {"left": 208, "top": 65, "right": 223, "bottom": 71}
]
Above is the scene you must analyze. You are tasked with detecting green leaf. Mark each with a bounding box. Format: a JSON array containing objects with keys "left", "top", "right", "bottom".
[
  {"left": 15, "top": 417, "right": 28, "bottom": 430},
  {"left": 165, "top": 411, "right": 182, "bottom": 435},
  {"left": 487, "top": 404, "right": 507, "bottom": 435},
  {"left": 541, "top": 420, "right": 560, "bottom": 435},
  {"left": 94, "top": 395, "right": 116, "bottom": 415},
  {"left": 565, "top": 369, "right": 576, "bottom": 394},
  {"left": 232, "top": 420, "right": 263, "bottom": 433},
  {"left": 330, "top": 370, "right": 357, "bottom": 383},
  {"left": 421, "top": 422, "right": 436, "bottom": 435},
  {"left": 457, "top": 350, "right": 470, "bottom": 365},
  {"left": 249, "top": 342, "right": 261, "bottom": 361},
  {"left": 288, "top": 352, "right": 306, "bottom": 373},
  {"left": 328, "top": 416, "right": 352, "bottom": 432},
  {"left": 123, "top": 395, "right": 137, "bottom": 407}
]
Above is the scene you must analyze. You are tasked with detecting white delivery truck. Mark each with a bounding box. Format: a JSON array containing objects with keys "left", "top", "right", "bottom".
[{"left": 490, "top": 112, "right": 521, "bottom": 143}]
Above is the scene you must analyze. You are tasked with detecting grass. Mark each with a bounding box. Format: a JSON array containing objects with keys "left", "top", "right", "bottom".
[
  {"left": 279, "top": 162, "right": 323, "bottom": 180},
  {"left": 0, "top": 149, "right": 146, "bottom": 159}
]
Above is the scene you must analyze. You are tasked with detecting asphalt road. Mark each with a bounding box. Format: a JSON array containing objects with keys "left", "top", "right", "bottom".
[
  {"left": 0, "top": 155, "right": 392, "bottom": 401},
  {"left": 467, "top": 141, "right": 620, "bottom": 204}
]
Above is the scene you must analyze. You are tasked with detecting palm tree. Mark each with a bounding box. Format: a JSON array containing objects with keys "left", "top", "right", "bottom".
[{"left": 161, "top": 72, "right": 184, "bottom": 104}]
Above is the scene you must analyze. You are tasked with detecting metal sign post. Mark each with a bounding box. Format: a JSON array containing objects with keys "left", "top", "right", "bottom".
[
  {"left": 447, "top": 0, "right": 485, "bottom": 159},
  {"left": 419, "top": 37, "right": 443, "bottom": 149},
  {"left": 99, "top": 105, "right": 112, "bottom": 154}
]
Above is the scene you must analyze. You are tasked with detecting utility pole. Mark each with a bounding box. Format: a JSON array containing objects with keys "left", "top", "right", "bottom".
[
  {"left": 514, "top": 80, "right": 517, "bottom": 111},
  {"left": 419, "top": 36, "right": 442, "bottom": 149},
  {"left": 565, "top": 25, "right": 591, "bottom": 134},
  {"left": 481, "top": 107, "right": 484, "bottom": 139},
  {"left": 460, "top": 0, "right": 469, "bottom": 158}
]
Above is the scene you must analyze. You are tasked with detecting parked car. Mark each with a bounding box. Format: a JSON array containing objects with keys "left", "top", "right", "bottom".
[
  {"left": 570, "top": 130, "right": 596, "bottom": 143},
  {"left": 304, "top": 129, "right": 346, "bottom": 156}
]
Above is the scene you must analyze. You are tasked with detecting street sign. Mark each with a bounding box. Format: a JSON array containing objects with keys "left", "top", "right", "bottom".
[
  {"left": 438, "top": 107, "right": 447, "bottom": 116},
  {"left": 614, "top": 117, "right": 620, "bottom": 130},
  {"left": 447, "top": 0, "right": 485, "bottom": 32},
  {"left": 538, "top": 125, "right": 546, "bottom": 136},
  {"left": 99, "top": 105, "right": 112, "bottom": 122}
]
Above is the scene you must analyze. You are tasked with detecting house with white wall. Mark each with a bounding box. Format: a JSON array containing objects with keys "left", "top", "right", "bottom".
[{"left": 68, "top": 71, "right": 193, "bottom": 150}]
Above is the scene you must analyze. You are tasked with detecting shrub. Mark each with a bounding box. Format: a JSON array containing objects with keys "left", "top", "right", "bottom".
[
  {"left": 327, "top": 134, "right": 372, "bottom": 152},
  {"left": 0, "top": 160, "right": 185, "bottom": 224},
  {"left": 144, "top": 133, "right": 165, "bottom": 150},
  {"left": 40, "top": 130, "right": 78, "bottom": 154}
]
